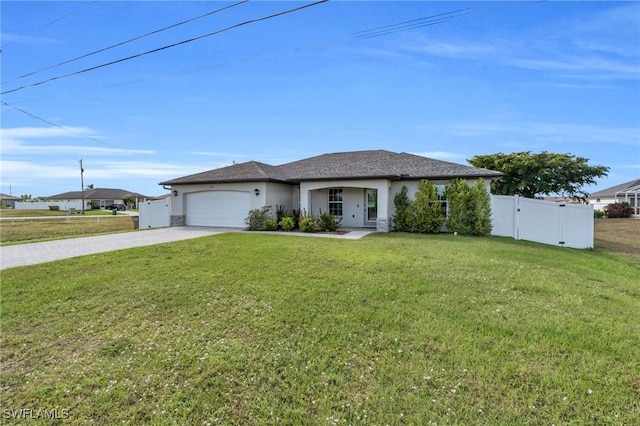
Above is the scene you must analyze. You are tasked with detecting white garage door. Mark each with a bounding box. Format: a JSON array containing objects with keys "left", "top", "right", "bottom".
[{"left": 186, "top": 191, "right": 250, "bottom": 227}]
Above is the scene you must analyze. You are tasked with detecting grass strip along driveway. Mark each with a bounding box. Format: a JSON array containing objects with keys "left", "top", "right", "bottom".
[{"left": 1, "top": 233, "right": 638, "bottom": 424}]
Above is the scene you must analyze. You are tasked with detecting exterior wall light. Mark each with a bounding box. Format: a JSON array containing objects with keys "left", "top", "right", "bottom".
[
  {"left": 173, "top": 190, "right": 178, "bottom": 197},
  {"left": 254, "top": 188, "right": 260, "bottom": 197}
]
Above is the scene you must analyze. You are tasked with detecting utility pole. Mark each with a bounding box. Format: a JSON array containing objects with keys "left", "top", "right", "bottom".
[{"left": 79, "top": 159, "right": 85, "bottom": 214}]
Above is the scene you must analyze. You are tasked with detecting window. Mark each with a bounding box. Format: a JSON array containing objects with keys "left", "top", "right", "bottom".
[
  {"left": 329, "top": 188, "right": 343, "bottom": 216},
  {"left": 436, "top": 185, "right": 447, "bottom": 216}
]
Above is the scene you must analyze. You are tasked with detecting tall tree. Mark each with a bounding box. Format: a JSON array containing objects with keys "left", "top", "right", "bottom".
[{"left": 469, "top": 151, "right": 609, "bottom": 202}]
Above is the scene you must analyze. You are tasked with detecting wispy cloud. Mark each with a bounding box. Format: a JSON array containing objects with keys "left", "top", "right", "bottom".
[
  {"left": 444, "top": 121, "right": 639, "bottom": 146},
  {"left": 1, "top": 126, "right": 154, "bottom": 156},
  {"left": 412, "top": 151, "right": 468, "bottom": 161}
]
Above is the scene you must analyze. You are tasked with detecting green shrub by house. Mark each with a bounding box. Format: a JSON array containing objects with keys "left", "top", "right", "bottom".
[
  {"left": 410, "top": 180, "right": 444, "bottom": 233},
  {"left": 605, "top": 202, "right": 634, "bottom": 218},
  {"left": 393, "top": 186, "right": 412, "bottom": 232},
  {"left": 446, "top": 178, "right": 492, "bottom": 236},
  {"left": 245, "top": 206, "right": 272, "bottom": 231},
  {"left": 279, "top": 216, "right": 295, "bottom": 231}
]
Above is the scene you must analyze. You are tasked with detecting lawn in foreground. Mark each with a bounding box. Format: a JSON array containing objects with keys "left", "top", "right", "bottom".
[{"left": 1, "top": 233, "right": 638, "bottom": 424}]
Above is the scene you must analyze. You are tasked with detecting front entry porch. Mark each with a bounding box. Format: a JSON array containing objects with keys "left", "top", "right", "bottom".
[{"left": 299, "top": 180, "right": 391, "bottom": 232}]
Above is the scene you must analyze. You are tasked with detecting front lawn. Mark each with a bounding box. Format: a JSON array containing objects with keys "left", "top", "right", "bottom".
[{"left": 1, "top": 234, "right": 638, "bottom": 424}]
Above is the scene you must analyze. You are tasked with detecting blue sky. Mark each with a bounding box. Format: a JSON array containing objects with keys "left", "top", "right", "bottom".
[{"left": 2, "top": 1, "right": 638, "bottom": 198}]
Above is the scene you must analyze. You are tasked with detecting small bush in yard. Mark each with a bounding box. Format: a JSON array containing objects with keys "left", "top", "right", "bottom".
[
  {"left": 317, "top": 210, "right": 341, "bottom": 232},
  {"left": 48, "top": 205, "right": 60, "bottom": 211},
  {"left": 299, "top": 216, "right": 316, "bottom": 232},
  {"left": 594, "top": 209, "right": 605, "bottom": 219},
  {"left": 393, "top": 186, "right": 412, "bottom": 232},
  {"left": 604, "top": 202, "right": 634, "bottom": 218},
  {"left": 279, "top": 216, "right": 295, "bottom": 231},
  {"left": 265, "top": 219, "right": 278, "bottom": 231},
  {"left": 245, "top": 206, "right": 273, "bottom": 231}
]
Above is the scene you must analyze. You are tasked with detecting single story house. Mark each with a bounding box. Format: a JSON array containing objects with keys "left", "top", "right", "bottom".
[
  {"left": 42, "top": 188, "right": 149, "bottom": 209},
  {"left": 589, "top": 179, "right": 640, "bottom": 215},
  {"left": 159, "top": 150, "right": 503, "bottom": 231},
  {"left": 0, "top": 193, "right": 20, "bottom": 209}
]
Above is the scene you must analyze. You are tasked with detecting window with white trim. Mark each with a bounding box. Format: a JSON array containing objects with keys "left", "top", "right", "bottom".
[{"left": 328, "top": 188, "right": 343, "bottom": 216}]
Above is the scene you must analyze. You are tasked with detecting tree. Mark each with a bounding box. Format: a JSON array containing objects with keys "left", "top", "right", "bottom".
[
  {"left": 468, "top": 151, "right": 609, "bottom": 202},
  {"left": 392, "top": 186, "right": 412, "bottom": 232},
  {"left": 446, "top": 179, "right": 492, "bottom": 236},
  {"left": 86, "top": 184, "right": 94, "bottom": 190},
  {"left": 410, "top": 180, "right": 444, "bottom": 233}
]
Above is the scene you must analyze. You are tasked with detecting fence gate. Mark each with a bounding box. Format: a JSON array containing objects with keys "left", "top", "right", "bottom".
[
  {"left": 491, "top": 195, "right": 593, "bottom": 249},
  {"left": 139, "top": 199, "right": 171, "bottom": 229}
]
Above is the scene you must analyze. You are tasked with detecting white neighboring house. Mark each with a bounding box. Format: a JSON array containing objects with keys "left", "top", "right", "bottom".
[
  {"left": 589, "top": 179, "right": 640, "bottom": 216},
  {"left": 159, "top": 150, "right": 503, "bottom": 231}
]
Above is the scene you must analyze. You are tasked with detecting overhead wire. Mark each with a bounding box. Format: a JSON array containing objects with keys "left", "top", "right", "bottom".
[
  {"left": 6, "top": 3, "right": 474, "bottom": 105},
  {"left": 0, "top": 1, "right": 98, "bottom": 50},
  {"left": 351, "top": 9, "right": 471, "bottom": 40},
  {"left": 1, "top": 101, "right": 204, "bottom": 173},
  {"left": 1, "top": 0, "right": 329, "bottom": 96},
  {"left": 1, "top": 0, "right": 250, "bottom": 85}
]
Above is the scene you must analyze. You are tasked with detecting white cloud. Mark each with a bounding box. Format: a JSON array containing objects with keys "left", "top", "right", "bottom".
[
  {"left": 412, "top": 151, "right": 467, "bottom": 161},
  {"left": 444, "top": 121, "right": 639, "bottom": 146}
]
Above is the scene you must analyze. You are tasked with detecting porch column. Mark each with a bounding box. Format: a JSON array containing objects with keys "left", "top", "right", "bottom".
[
  {"left": 299, "top": 186, "right": 310, "bottom": 216},
  {"left": 376, "top": 184, "right": 391, "bottom": 232}
]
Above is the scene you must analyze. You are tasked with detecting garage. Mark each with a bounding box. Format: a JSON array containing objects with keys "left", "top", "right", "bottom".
[{"left": 185, "top": 191, "right": 250, "bottom": 227}]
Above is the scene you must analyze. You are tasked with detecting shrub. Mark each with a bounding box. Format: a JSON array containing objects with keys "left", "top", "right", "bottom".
[
  {"left": 299, "top": 216, "right": 316, "bottom": 233},
  {"left": 317, "top": 210, "right": 341, "bottom": 232},
  {"left": 594, "top": 209, "right": 605, "bottom": 219},
  {"left": 279, "top": 216, "right": 295, "bottom": 231},
  {"left": 468, "top": 179, "right": 492, "bottom": 236},
  {"left": 275, "top": 205, "right": 287, "bottom": 223},
  {"left": 393, "top": 186, "right": 412, "bottom": 232},
  {"left": 265, "top": 219, "right": 278, "bottom": 231},
  {"left": 410, "top": 180, "right": 445, "bottom": 233},
  {"left": 445, "top": 179, "right": 471, "bottom": 235},
  {"left": 604, "top": 202, "right": 634, "bottom": 218},
  {"left": 48, "top": 205, "right": 60, "bottom": 211},
  {"left": 245, "top": 206, "right": 273, "bottom": 231}
]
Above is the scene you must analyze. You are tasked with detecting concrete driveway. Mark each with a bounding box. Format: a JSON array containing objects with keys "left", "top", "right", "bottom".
[{"left": 0, "top": 227, "right": 373, "bottom": 270}]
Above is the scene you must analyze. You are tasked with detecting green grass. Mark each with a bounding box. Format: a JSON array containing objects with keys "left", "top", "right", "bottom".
[
  {"left": 0, "top": 209, "right": 116, "bottom": 217},
  {"left": 0, "top": 216, "right": 136, "bottom": 245},
  {"left": 1, "top": 233, "right": 638, "bottom": 425}
]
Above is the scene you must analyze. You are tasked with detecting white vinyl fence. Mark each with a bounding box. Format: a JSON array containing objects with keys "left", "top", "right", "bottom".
[
  {"left": 491, "top": 195, "right": 594, "bottom": 249},
  {"left": 15, "top": 200, "right": 85, "bottom": 211},
  {"left": 139, "top": 198, "right": 171, "bottom": 229}
]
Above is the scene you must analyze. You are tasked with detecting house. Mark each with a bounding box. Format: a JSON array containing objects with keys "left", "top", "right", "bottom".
[
  {"left": 159, "top": 150, "right": 502, "bottom": 231},
  {"left": 42, "top": 188, "right": 149, "bottom": 209},
  {"left": 0, "top": 193, "right": 20, "bottom": 209},
  {"left": 589, "top": 179, "right": 640, "bottom": 215}
]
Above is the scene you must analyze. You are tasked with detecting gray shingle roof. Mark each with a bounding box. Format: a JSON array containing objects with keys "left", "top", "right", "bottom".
[
  {"left": 43, "top": 188, "right": 148, "bottom": 200},
  {"left": 589, "top": 179, "right": 640, "bottom": 197},
  {"left": 160, "top": 150, "right": 502, "bottom": 185}
]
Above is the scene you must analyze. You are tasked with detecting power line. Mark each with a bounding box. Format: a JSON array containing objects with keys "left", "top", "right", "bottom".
[
  {"left": 2, "top": 0, "right": 249, "bottom": 85},
  {"left": 352, "top": 9, "right": 471, "bottom": 40},
  {"left": 1, "top": 1, "right": 98, "bottom": 50},
  {"left": 1, "top": 100, "right": 204, "bottom": 174},
  {"left": 1, "top": 0, "right": 328, "bottom": 96},
  {"left": 5, "top": 3, "right": 472, "bottom": 105}
]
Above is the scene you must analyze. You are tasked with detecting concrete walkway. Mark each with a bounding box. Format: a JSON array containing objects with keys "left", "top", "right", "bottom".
[{"left": 0, "top": 227, "right": 373, "bottom": 270}]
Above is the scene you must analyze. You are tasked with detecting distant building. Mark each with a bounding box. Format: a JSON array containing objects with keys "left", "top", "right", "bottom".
[
  {"left": 43, "top": 188, "right": 149, "bottom": 209},
  {"left": 589, "top": 179, "right": 640, "bottom": 215},
  {"left": 0, "top": 193, "right": 20, "bottom": 209}
]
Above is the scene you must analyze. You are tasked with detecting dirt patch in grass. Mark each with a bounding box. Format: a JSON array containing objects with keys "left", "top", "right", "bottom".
[{"left": 594, "top": 218, "right": 640, "bottom": 259}]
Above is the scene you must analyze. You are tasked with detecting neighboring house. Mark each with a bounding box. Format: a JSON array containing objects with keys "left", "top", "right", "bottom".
[
  {"left": 160, "top": 150, "right": 502, "bottom": 231},
  {"left": 42, "top": 188, "right": 149, "bottom": 209},
  {"left": 0, "top": 193, "right": 20, "bottom": 208},
  {"left": 589, "top": 179, "right": 640, "bottom": 215}
]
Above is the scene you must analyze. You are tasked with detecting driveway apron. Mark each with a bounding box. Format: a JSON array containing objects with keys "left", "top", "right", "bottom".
[{"left": 0, "top": 227, "right": 373, "bottom": 270}]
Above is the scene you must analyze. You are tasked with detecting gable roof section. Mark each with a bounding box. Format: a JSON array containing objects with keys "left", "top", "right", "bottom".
[
  {"left": 43, "top": 188, "right": 148, "bottom": 200},
  {"left": 590, "top": 179, "right": 640, "bottom": 198},
  {"left": 0, "top": 193, "right": 20, "bottom": 200},
  {"left": 160, "top": 150, "right": 502, "bottom": 185},
  {"left": 162, "top": 161, "right": 291, "bottom": 185}
]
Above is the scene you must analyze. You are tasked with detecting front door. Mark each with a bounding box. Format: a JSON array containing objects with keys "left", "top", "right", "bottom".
[{"left": 365, "top": 189, "right": 377, "bottom": 226}]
